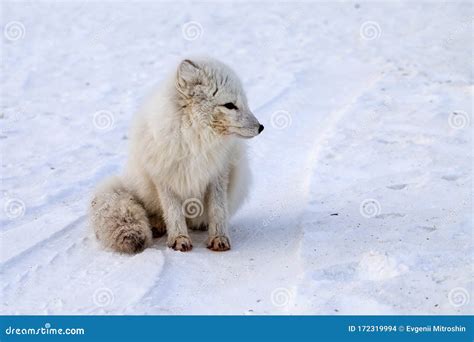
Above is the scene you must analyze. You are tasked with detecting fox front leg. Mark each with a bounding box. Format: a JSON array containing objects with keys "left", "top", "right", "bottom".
[
  {"left": 206, "top": 173, "right": 231, "bottom": 251},
  {"left": 157, "top": 185, "right": 193, "bottom": 251}
]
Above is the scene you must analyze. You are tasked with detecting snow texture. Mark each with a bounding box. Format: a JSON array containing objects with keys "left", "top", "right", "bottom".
[{"left": 1, "top": 0, "right": 472, "bottom": 315}]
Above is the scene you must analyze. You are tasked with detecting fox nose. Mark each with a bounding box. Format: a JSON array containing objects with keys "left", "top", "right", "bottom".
[{"left": 258, "top": 124, "right": 264, "bottom": 134}]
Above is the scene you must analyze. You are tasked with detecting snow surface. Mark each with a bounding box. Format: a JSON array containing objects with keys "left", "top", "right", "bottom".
[{"left": 1, "top": 0, "right": 472, "bottom": 315}]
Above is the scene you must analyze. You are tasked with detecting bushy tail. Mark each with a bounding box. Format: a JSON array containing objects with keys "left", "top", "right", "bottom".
[{"left": 89, "top": 176, "right": 152, "bottom": 254}]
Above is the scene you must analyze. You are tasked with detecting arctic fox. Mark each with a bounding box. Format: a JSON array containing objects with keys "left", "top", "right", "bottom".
[{"left": 90, "top": 58, "right": 263, "bottom": 253}]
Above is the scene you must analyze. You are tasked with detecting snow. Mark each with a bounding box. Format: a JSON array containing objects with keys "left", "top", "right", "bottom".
[{"left": 1, "top": 0, "right": 472, "bottom": 315}]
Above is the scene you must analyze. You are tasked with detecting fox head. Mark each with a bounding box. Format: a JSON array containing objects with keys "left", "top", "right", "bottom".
[{"left": 175, "top": 58, "right": 264, "bottom": 138}]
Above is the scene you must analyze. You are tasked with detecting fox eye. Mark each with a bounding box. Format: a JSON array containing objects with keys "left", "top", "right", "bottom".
[{"left": 223, "top": 103, "right": 238, "bottom": 110}]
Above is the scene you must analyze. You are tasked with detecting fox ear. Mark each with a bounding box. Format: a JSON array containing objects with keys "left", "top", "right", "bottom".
[{"left": 176, "top": 59, "right": 201, "bottom": 96}]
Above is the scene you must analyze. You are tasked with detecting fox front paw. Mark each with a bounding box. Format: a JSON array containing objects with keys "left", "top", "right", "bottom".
[
  {"left": 149, "top": 215, "right": 166, "bottom": 238},
  {"left": 207, "top": 235, "right": 231, "bottom": 252},
  {"left": 168, "top": 235, "right": 193, "bottom": 252}
]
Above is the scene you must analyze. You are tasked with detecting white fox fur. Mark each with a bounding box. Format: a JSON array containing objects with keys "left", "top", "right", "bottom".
[{"left": 90, "top": 57, "right": 263, "bottom": 253}]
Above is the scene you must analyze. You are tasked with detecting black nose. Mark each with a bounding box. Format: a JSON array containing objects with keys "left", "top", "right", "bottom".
[{"left": 258, "top": 124, "right": 264, "bottom": 134}]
